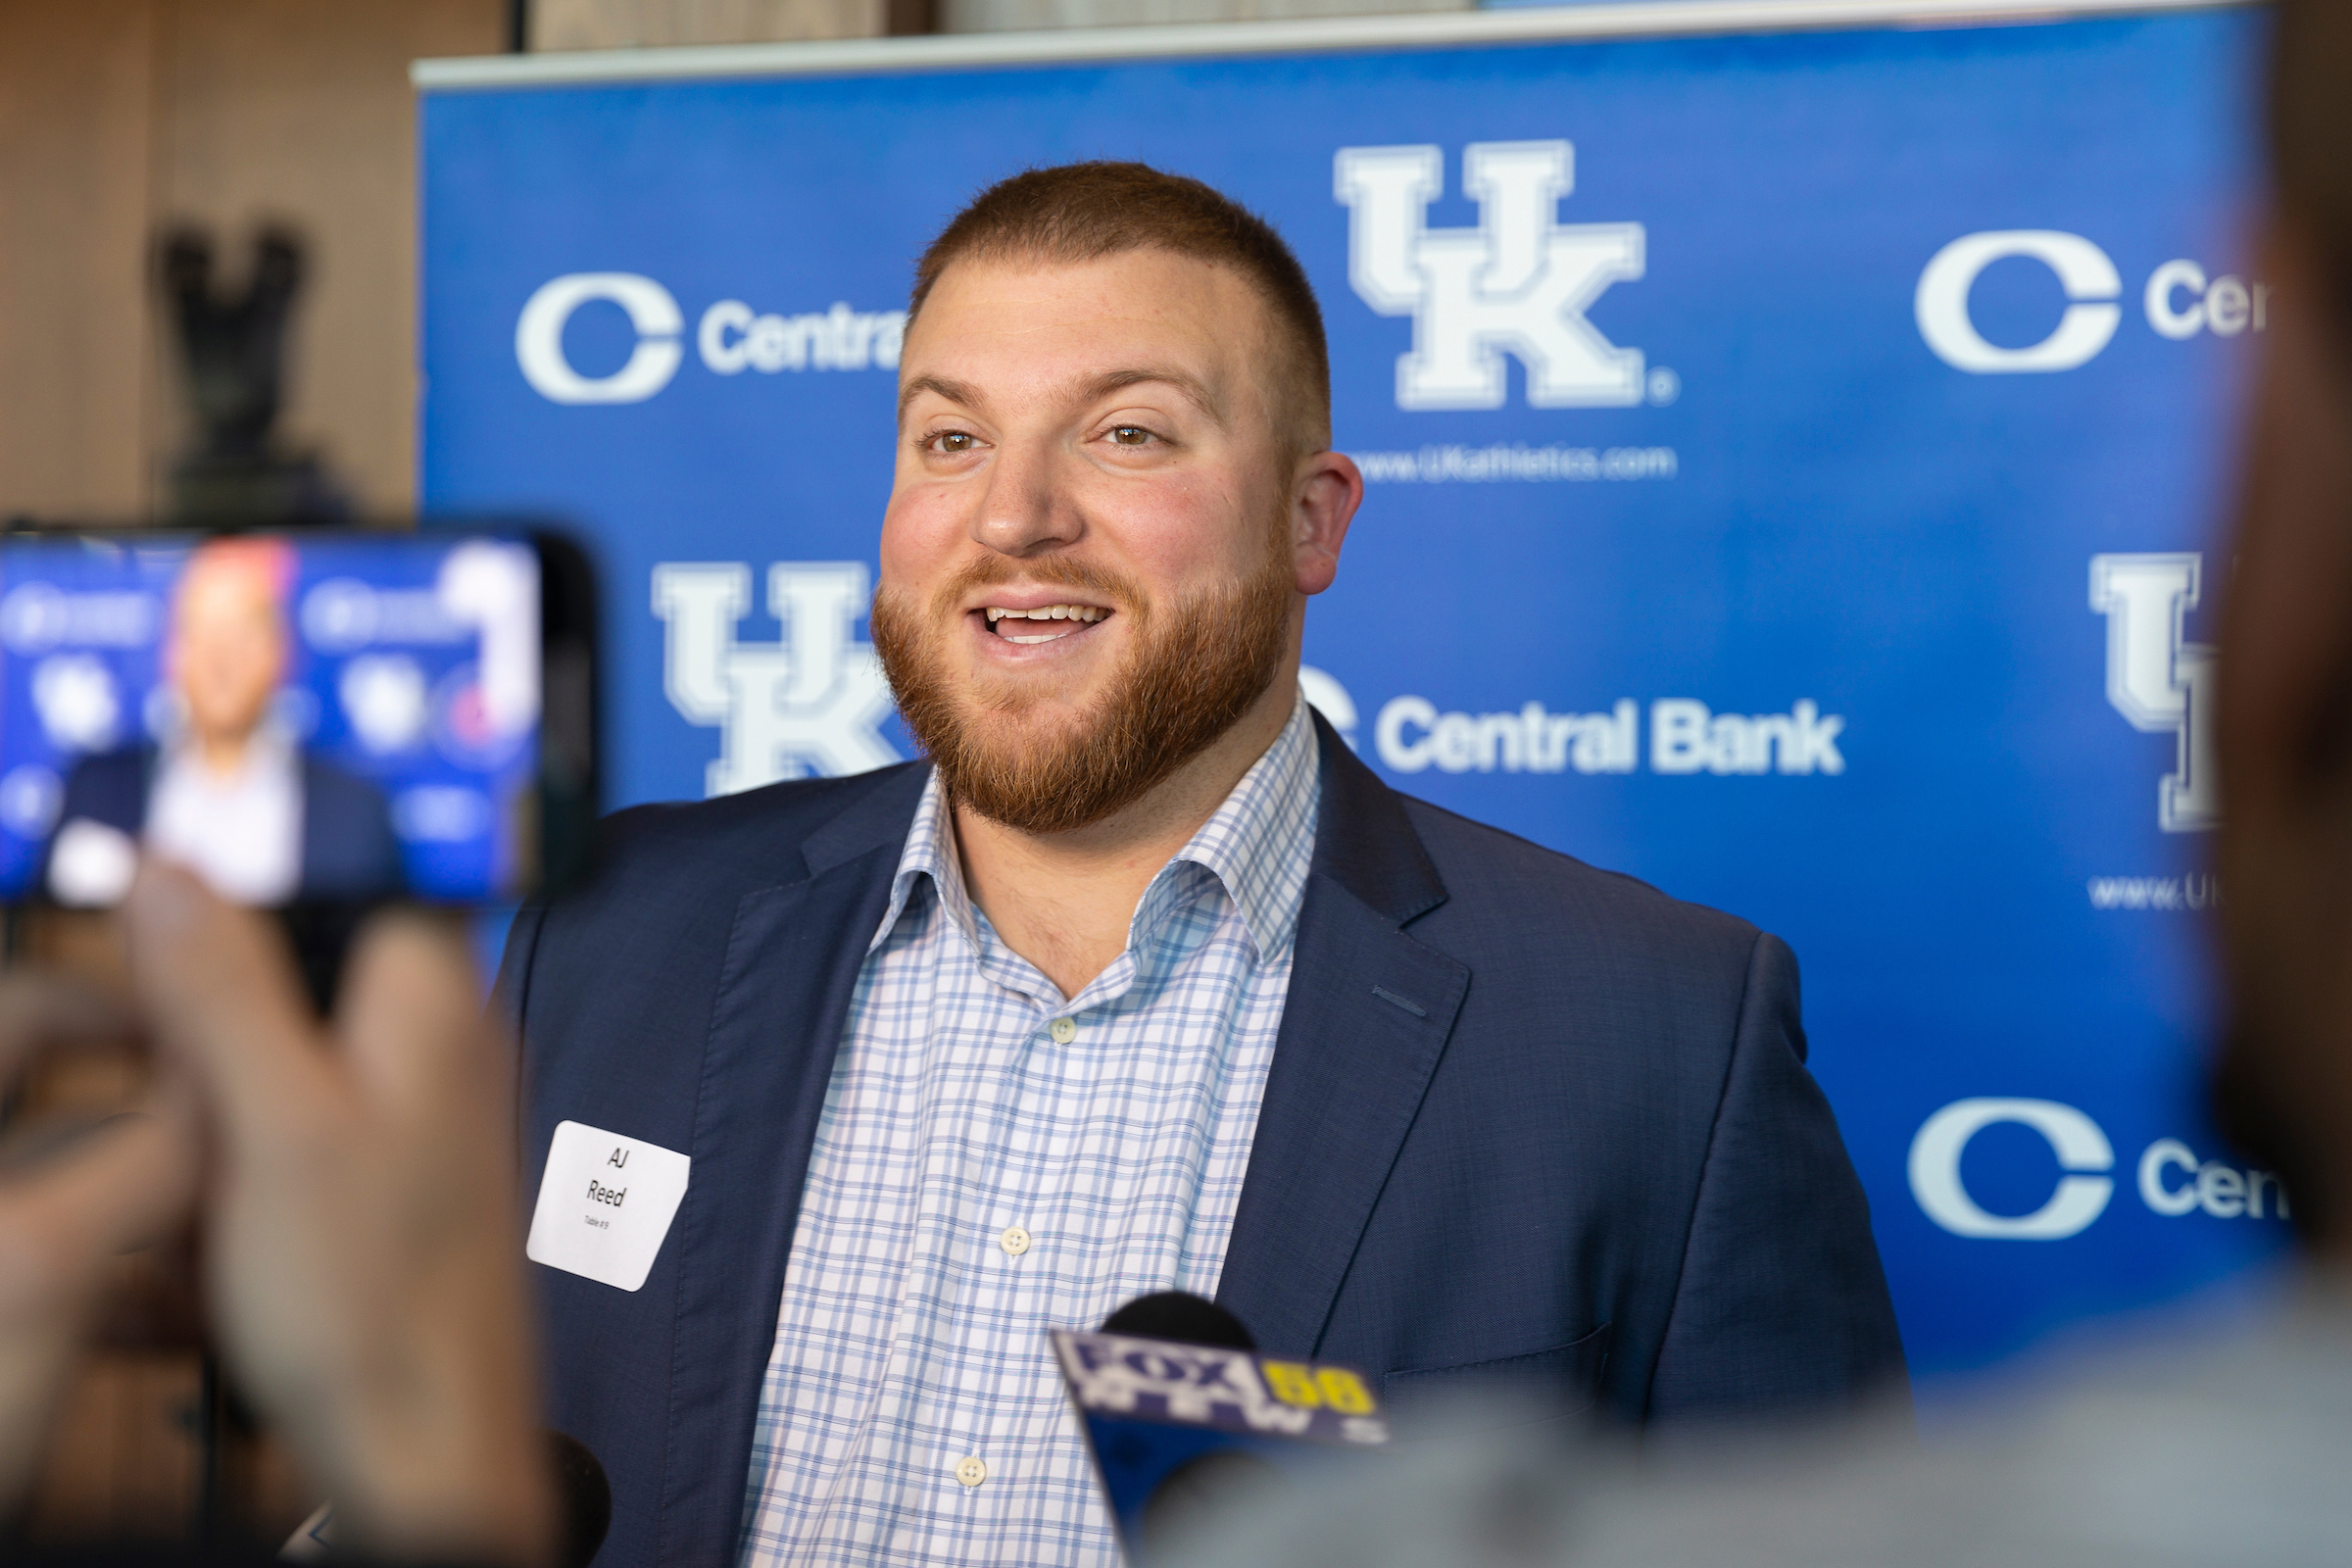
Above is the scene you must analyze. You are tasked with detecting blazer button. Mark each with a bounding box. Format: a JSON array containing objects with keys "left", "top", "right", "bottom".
[
  {"left": 1000, "top": 1226, "right": 1032, "bottom": 1256},
  {"left": 1049, "top": 1017, "right": 1078, "bottom": 1044},
  {"left": 956, "top": 1456, "right": 988, "bottom": 1488}
]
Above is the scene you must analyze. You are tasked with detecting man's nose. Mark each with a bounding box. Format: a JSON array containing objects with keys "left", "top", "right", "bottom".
[{"left": 969, "top": 438, "right": 1081, "bottom": 558}]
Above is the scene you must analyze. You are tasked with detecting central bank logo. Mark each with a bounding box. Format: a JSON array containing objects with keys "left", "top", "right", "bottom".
[
  {"left": 1915, "top": 231, "right": 2122, "bottom": 374},
  {"left": 1335, "top": 141, "right": 1647, "bottom": 410},
  {"left": 2090, "top": 553, "right": 2218, "bottom": 832},
  {"left": 651, "top": 562, "right": 897, "bottom": 797},
  {"left": 514, "top": 274, "right": 904, "bottom": 405},
  {"left": 1910, "top": 1099, "right": 2115, "bottom": 1240},
  {"left": 1909, "top": 1098, "right": 2289, "bottom": 1240},
  {"left": 1916, "top": 231, "right": 2270, "bottom": 374}
]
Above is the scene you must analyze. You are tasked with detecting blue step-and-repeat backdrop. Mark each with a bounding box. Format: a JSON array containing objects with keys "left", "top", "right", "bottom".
[{"left": 418, "top": 1, "right": 2271, "bottom": 1382}]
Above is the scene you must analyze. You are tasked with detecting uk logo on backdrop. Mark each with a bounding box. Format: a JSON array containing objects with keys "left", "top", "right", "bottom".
[
  {"left": 1335, "top": 140, "right": 1650, "bottom": 410},
  {"left": 2090, "top": 552, "right": 2218, "bottom": 833},
  {"left": 651, "top": 561, "right": 897, "bottom": 796}
]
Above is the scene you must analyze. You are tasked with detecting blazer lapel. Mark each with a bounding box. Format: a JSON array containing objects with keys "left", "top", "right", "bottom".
[
  {"left": 1218, "top": 715, "right": 1469, "bottom": 1358},
  {"left": 656, "top": 765, "right": 926, "bottom": 1566}
]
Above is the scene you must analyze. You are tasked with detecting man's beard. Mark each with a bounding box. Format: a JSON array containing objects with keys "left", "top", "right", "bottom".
[{"left": 871, "top": 549, "right": 1294, "bottom": 835}]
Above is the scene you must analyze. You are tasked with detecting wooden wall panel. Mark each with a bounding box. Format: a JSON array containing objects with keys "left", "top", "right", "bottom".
[
  {"left": 0, "top": 0, "right": 160, "bottom": 520},
  {"left": 156, "top": 0, "right": 506, "bottom": 514},
  {"left": 0, "top": 0, "right": 503, "bottom": 526}
]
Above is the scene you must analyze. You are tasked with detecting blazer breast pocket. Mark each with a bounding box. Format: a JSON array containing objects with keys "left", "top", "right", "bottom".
[{"left": 1381, "top": 1322, "right": 1614, "bottom": 1419}]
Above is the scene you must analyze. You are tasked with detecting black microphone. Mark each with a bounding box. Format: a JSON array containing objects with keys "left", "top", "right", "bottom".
[
  {"left": 547, "top": 1430, "right": 612, "bottom": 1568},
  {"left": 1056, "top": 1293, "right": 1389, "bottom": 1561},
  {"left": 1101, "top": 1291, "right": 1255, "bottom": 1350}
]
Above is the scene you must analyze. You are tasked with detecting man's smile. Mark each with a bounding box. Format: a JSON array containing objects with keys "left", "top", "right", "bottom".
[{"left": 979, "top": 603, "right": 1113, "bottom": 646}]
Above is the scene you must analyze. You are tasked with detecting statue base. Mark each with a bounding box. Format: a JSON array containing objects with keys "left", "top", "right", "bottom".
[{"left": 169, "top": 449, "right": 347, "bottom": 529}]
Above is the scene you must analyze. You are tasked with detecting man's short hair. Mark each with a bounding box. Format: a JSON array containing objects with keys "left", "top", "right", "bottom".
[
  {"left": 908, "top": 162, "right": 1333, "bottom": 455},
  {"left": 178, "top": 536, "right": 295, "bottom": 608}
]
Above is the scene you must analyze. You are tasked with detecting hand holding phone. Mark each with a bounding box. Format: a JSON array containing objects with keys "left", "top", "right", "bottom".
[{"left": 123, "top": 865, "right": 557, "bottom": 1567}]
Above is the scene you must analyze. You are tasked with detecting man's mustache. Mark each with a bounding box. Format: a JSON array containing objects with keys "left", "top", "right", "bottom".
[{"left": 922, "top": 555, "right": 1145, "bottom": 617}]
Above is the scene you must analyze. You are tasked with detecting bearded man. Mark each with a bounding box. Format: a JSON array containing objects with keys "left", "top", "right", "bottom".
[{"left": 504, "top": 163, "right": 1904, "bottom": 1568}]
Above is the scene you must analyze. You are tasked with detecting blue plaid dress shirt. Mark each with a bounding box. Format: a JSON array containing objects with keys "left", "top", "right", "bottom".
[{"left": 737, "top": 690, "right": 1321, "bottom": 1567}]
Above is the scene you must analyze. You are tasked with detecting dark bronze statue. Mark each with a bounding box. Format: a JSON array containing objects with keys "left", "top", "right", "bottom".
[{"left": 160, "top": 225, "right": 345, "bottom": 525}]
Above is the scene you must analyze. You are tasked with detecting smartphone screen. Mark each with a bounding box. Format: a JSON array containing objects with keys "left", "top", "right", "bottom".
[{"left": 0, "top": 529, "right": 590, "bottom": 909}]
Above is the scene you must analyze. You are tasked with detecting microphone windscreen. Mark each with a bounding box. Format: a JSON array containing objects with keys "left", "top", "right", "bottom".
[
  {"left": 548, "top": 1430, "right": 612, "bottom": 1568},
  {"left": 1101, "top": 1291, "right": 1256, "bottom": 1350},
  {"left": 1139, "top": 1446, "right": 1288, "bottom": 1552}
]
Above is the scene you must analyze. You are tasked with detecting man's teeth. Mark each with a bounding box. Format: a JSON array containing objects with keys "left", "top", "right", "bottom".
[{"left": 984, "top": 604, "right": 1107, "bottom": 644}]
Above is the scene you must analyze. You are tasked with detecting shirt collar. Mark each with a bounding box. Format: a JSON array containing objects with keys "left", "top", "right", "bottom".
[
  {"left": 1144, "top": 687, "right": 1318, "bottom": 962},
  {"left": 873, "top": 766, "right": 974, "bottom": 955},
  {"left": 159, "top": 723, "right": 298, "bottom": 790},
  {"left": 870, "top": 685, "right": 1322, "bottom": 965}
]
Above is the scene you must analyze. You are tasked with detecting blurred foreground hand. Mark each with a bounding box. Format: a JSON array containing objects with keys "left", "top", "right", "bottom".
[
  {"left": 0, "top": 863, "right": 552, "bottom": 1566},
  {"left": 122, "top": 863, "right": 556, "bottom": 1567},
  {"left": 0, "top": 976, "right": 197, "bottom": 1514}
]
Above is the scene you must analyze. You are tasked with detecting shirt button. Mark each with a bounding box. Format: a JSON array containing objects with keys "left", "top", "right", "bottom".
[
  {"left": 956, "top": 1455, "right": 988, "bottom": 1488},
  {"left": 1049, "top": 1016, "right": 1078, "bottom": 1044},
  {"left": 999, "top": 1226, "right": 1032, "bottom": 1257}
]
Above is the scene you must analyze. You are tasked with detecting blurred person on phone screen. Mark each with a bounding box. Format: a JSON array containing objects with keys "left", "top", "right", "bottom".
[{"left": 41, "top": 539, "right": 402, "bottom": 908}]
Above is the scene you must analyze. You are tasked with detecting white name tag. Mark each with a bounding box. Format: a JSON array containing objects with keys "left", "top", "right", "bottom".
[{"left": 525, "top": 1120, "right": 692, "bottom": 1292}]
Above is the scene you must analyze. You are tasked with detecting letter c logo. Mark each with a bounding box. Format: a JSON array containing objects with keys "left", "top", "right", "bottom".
[
  {"left": 1374, "top": 695, "right": 1437, "bottom": 773},
  {"left": 514, "top": 272, "right": 684, "bottom": 405},
  {"left": 1908, "top": 1098, "right": 2115, "bottom": 1240},
  {"left": 1915, "top": 231, "right": 2123, "bottom": 374}
]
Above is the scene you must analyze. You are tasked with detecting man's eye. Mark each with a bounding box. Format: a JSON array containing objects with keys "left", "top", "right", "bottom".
[
  {"left": 1107, "top": 425, "right": 1154, "bottom": 447},
  {"left": 930, "top": 431, "right": 976, "bottom": 454}
]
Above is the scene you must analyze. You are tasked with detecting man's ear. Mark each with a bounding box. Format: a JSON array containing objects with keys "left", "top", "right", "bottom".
[{"left": 1291, "top": 450, "right": 1363, "bottom": 597}]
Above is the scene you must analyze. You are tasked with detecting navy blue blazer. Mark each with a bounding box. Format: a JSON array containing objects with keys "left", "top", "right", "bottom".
[
  {"left": 42, "top": 746, "right": 404, "bottom": 900},
  {"left": 502, "top": 713, "right": 1904, "bottom": 1566}
]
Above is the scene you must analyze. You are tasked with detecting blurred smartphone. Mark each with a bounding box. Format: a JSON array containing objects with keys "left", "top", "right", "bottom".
[{"left": 0, "top": 526, "right": 596, "bottom": 921}]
